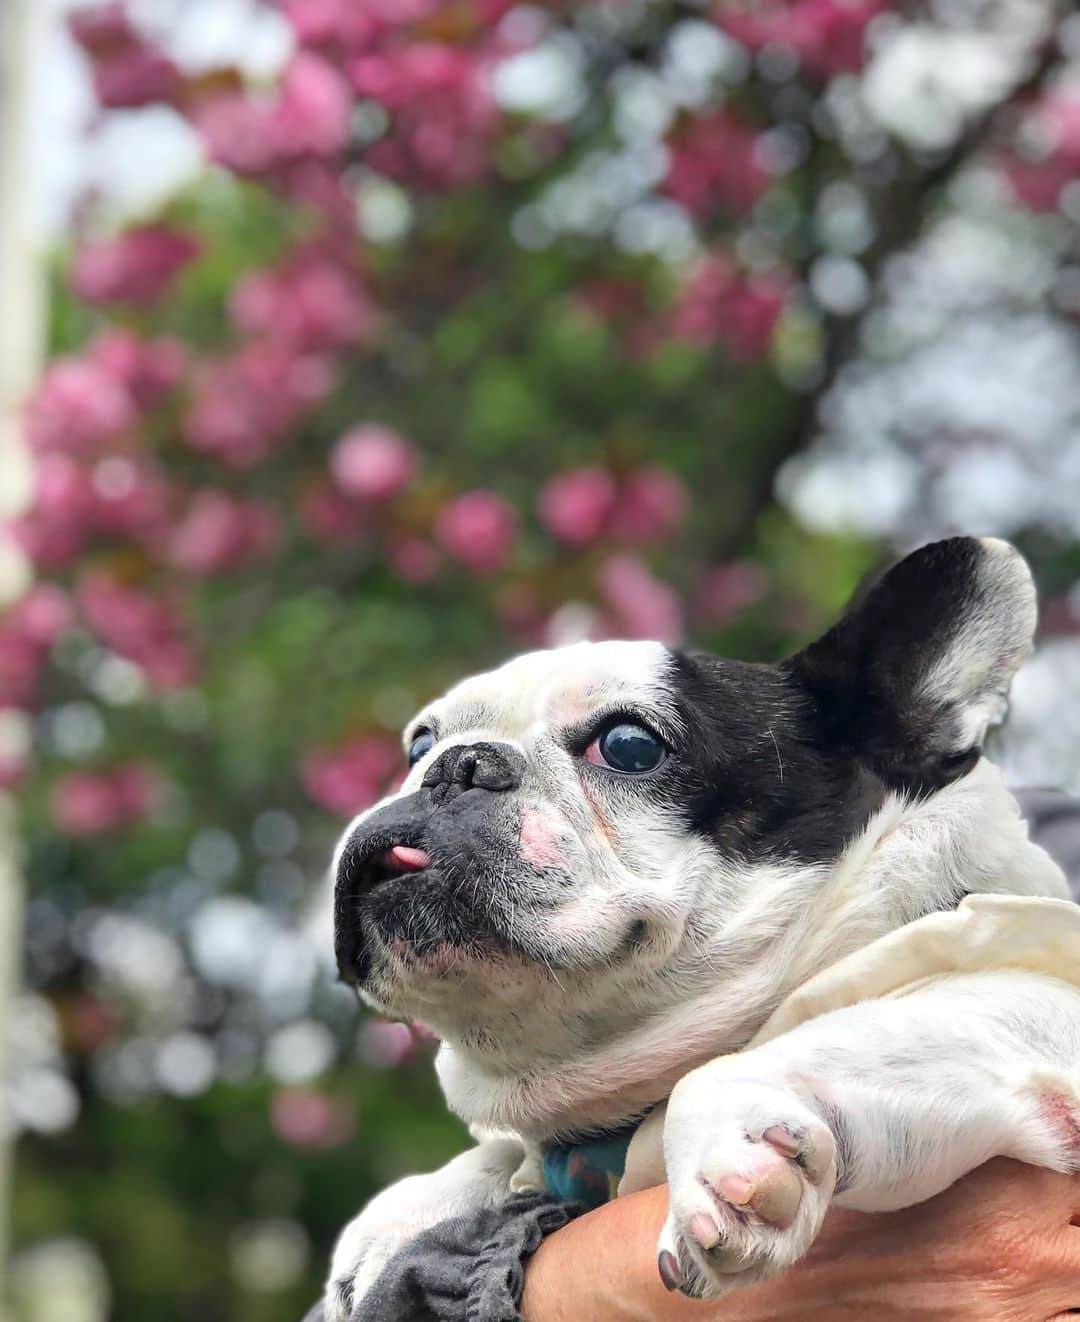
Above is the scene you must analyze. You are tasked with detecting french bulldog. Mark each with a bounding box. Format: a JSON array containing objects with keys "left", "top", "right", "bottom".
[{"left": 322, "top": 536, "right": 1080, "bottom": 1314}]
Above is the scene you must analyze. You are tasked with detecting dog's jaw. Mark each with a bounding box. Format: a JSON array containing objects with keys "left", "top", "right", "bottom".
[{"left": 435, "top": 760, "right": 1068, "bottom": 1141}]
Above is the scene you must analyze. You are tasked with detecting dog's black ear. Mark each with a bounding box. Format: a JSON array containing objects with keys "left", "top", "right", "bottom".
[{"left": 787, "top": 538, "right": 1036, "bottom": 794}]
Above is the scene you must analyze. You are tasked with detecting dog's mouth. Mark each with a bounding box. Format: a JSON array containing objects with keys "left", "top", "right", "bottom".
[
  {"left": 339, "top": 834, "right": 433, "bottom": 896},
  {"left": 336, "top": 819, "right": 543, "bottom": 990},
  {"left": 373, "top": 843, "right": 430, "bottom": 882}
]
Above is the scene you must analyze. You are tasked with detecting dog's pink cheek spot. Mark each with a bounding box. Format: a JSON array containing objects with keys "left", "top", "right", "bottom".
[
  {"left": 1039, "top": 1091, "right": 1080, "bottom": 1161},
  {"left": 519, "top": 811, "right": 563, "bottom": 867}
]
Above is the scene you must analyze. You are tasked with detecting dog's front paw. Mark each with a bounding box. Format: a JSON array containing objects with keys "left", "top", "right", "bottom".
[
  {"left": 323, "top": 1205, "right": 403, "bottom": 1322},
  {"left": 322, "top": 1139, "right": 524, "bottom": 1321},
  {"left": 658, "top": 1073, "right": 837, "bottom": 1299}
]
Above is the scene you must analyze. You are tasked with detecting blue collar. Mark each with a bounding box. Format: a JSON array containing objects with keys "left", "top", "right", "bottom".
[{"left": 541, "top": 1121, "right": 639, "bottom": 1209}]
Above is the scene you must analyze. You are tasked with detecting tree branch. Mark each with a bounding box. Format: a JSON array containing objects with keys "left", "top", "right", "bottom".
[{"left": 710, "top": 20, "right": 1063, "bottom": 559}]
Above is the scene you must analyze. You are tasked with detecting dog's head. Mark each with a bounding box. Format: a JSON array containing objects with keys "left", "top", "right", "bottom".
[{"left": 333, "top": 537, "right": 1046, "bottom": 1082}]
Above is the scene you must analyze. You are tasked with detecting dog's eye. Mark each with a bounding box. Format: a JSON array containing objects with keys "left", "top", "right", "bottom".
[
  {"left": 408, "top": 730, "right": 436, "bottom": 767},
  {"left": 585, "top": 722, "right": 665, "bottom": 774}
]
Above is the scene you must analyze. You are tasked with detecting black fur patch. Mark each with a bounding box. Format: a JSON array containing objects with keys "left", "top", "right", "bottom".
[
  {"left": 660, "top": 537, "right": 1027, "bottom": 857},
  {"left": 661, "top": 650, "right": 885, "bottom": 864}
]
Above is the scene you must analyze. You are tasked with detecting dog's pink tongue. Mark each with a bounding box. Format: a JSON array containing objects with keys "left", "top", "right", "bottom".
[{"left": 388, "top": 845, "right": 429, "bottom": 871}]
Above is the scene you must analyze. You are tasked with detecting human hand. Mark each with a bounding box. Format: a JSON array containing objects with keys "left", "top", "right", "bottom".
[{"left": 520, "top": 1158, "right": 1080, "bottom": 1321}]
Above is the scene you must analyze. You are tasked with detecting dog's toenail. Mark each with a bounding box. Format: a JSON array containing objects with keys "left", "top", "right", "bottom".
[
  {"left": 763, "top": 1125, "right": 801, "bottom": 1157},
  {"left": 658, "top": 1250, "right": 683, "bottom": 1291},
  {"left": 689, "top": 1211, "right": 721, "bottom": 1248}
]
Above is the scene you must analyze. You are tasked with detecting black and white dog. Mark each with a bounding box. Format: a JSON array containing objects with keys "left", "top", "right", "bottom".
[{"left": 324, "top": 536, "right": 1080, "bottom": 1312}]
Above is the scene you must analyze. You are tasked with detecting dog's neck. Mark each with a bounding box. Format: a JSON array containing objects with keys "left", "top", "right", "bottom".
[{"left": 436, "top": 761, "right": 1067, "bottom": 1141}]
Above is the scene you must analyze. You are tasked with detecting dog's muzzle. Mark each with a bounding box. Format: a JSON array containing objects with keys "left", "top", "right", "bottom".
[{"left": 334, "top": 740, "right": 526, "bottom": 983}]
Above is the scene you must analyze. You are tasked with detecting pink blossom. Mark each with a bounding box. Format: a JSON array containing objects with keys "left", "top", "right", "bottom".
[
  {"left": 301, "top": 733, "right": 401, "bottom": 816},
  {"left": 0, "top": 585, "right": 72, "bottom": 712},
  {"left": 274, "top": 159, "right": 358, "bottom": 224},
  {"left": 599, "top": 554, "right": 684, "bottom": 644},
  {"left": 0, "top": 635, "right": 42, "bottom": 710},
  {"left": 668, "top": 253, "right": 736, "bottom": 343},
  {"left": 270, "top": 1088, "right": 354, "bottom": 1148},
  {"left": 78, "top": 574, "right": 197, "bottom": 689},
  {"left": 25, "top": 358, "right": 136, "bottom": 454},
  {"left": 435, "top": 490, "right": 517, "bottom": 575},
  {"left": 68, "top": 5, "right": 181, "bottom": 109},
  {"left": 696, "top": 561, "right": 769, "bottom": 626},
  {"left": 357, "top": 1019, "right": 415, "bottom": 1068},
  {"left": 197, "top": 51, "right": 352, "bottom": 176},
  {"left": 71, "top": 226, "right": 199, "bottom": 306},
  {"left": 538, "top": 467, "right": 616, "bottom": 547},
  {"left": 195, "top": 94, "right": 280, "bottom": 176},
  {"left": 282, "top": 0, "right": 381, "bottom": 54},
  {"left": 718, "top": 0, "right": 882, "bottom": 79},
  {"left": 664, "top": 112, "right": 769, "bottom": 219},
  {"left": 184, "top": 345, "right": 335, "bottom": 468},
  {"left": 92, "top": 47, "right": 180, "bottom": 108},
  {"left": 330, "top": 425, "right": 417, "bottom": 503},
  {"left": 51, "top": 763, "right": 159, "bottom": 836},
  {"left": 67, "top": 3, "right": 129, "bottom": 48},
  {"left": 607, "top": 467, "right": 688, "bottom": 545},
  {"left": 1003, "top": 95, "right": 1080, "bottom": 212},
  {"left": 14, "top": 453, "right": 171, "bottom": 564},
  {"left": 273, "top": 52, "right": 354, "bottom": 158},
  {"left": 231, "top": 252, "right": 377, "bottom": 351},
  {"left": 91, "top": 457, "right": 171, "bottom": 542},
  {"left": 299, "top": 480, "right": 367, "bottom": 542},
  {"left": 10, "top": 455, "right": 97, "bottom": 568},
  {"left": 669, "top": 257, "right": 787, "bottom": 361},
  {"left": 8, "top": 587, "right": 73, "bottom": 648},
  {"left": 350, "top": 43, "right": 500, "bottom": 189},
  {"left": 0, "top": 587, "right": 71, "bottom": 710},
  {"left": 0, "top": 747, "right": 28, "bottom": 791},
  {"left": 721, "top": 277, "right": 789, "bottom": 361},
  {"left": 88, "top": 330, "right": 186, "bottom": 408},
  {"left": 387, "top": 536, "right": 440, "bottom": 583},
  {"left": 166, "top": 490, "right": 281, "bottom": 576}
]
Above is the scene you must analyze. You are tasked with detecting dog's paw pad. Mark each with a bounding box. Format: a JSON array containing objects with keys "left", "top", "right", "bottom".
[
  {"left": 712, "top": 1152, "right": 804, "bottom": 1227},
  {"left": 660, "top": 1080, "right": 838, "bottom": 1298}
]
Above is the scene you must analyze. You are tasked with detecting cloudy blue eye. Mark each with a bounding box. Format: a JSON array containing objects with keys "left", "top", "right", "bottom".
[
  {"left": 586, "top": 722, "right": 665, "bottom": 774},
  {"left": 408, "top": 730, "right": 436, "bottom": 766}
]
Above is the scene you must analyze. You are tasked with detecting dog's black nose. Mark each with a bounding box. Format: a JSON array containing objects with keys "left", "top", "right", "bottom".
[{"left": 421, "top": 740, "right": 525, "bottom": 800}]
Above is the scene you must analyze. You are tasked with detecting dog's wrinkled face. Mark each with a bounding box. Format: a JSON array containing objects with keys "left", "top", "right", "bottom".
[{"left": 333, "top": 538, "right": 1037, "bottom": 1058}]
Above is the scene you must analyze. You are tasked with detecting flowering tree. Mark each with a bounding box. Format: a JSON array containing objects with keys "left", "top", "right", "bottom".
[{"left": 5, "top": 1, "right": 1078, "bottom": 1317}]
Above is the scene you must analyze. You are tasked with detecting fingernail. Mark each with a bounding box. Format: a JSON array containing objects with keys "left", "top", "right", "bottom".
[{"left": 658, "top": 1250, "right": 683, "bottom": 1292}]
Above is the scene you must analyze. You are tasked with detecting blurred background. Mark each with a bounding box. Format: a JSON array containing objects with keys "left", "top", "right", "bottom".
[{"left": 0, "top": 0, "right": 1077, "bottom": 1318}]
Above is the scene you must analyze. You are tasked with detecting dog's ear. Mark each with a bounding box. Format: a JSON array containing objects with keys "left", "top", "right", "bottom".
[{"left": 787, "top": 538, "right": 1036, "bottom": 794}]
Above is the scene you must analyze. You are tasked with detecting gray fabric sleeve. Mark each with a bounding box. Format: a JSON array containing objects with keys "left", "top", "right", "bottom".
[{"left": 301, "top": 1192, "right": 582, "bottom": 1322}]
